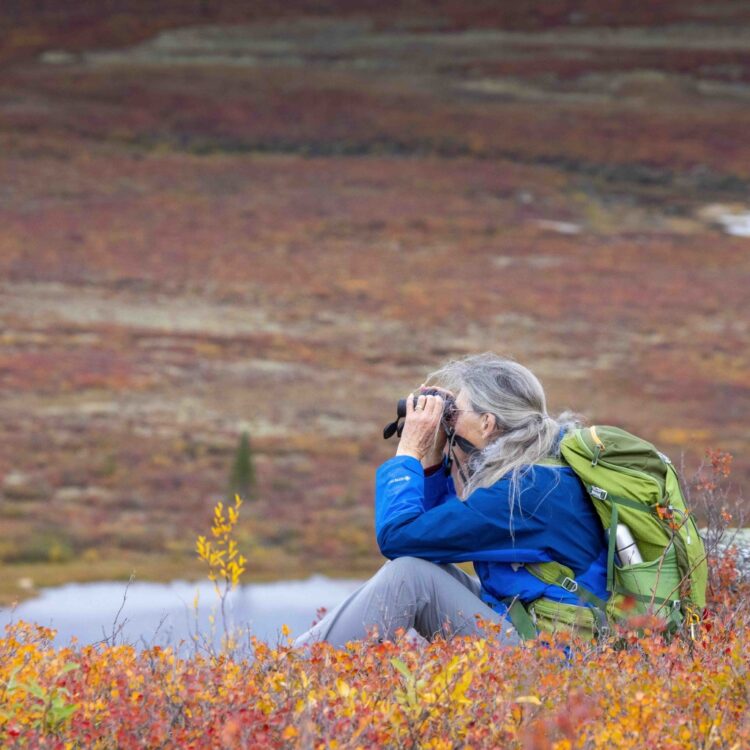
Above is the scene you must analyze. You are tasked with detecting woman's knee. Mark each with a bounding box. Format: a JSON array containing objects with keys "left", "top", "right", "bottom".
[{"left": 378, "top": 556, "right": 439, "bottom": 583}]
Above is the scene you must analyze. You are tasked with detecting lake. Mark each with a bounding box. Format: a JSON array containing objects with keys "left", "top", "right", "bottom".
[
  {"left": 3, "top": 529, "right": 746, "bottom": 651},
  {"left": 0, "top": 576, "right": 363, "bottom": 650}
]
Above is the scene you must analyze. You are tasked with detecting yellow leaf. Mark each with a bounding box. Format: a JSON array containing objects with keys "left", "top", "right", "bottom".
[
  {"left": 450, "top": 669, "right": 473, "bottom": 703},
  {"left": 282, "top": 726, "right": 298, "bottom": 739}
]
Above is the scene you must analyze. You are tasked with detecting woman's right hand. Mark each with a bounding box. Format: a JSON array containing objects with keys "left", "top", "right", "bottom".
[
  {"left": 396, "top": 391, "right": 445, "bottom": 463},
  {"left": 417, "top": 385, "right": 454, "bottom": 468}
]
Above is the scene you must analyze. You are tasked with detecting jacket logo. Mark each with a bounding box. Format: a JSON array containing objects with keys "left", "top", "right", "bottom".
[{"left": 387, "top": 475, "right": 411, "bottom": 485}]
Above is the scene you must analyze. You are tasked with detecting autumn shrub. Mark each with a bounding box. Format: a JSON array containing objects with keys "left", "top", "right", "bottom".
[
  {"left": 1, "top": 587, "right": 750, "bottom": 750},
  {"left": 0, "top": 458, "right": 747, "bottom": 749}
]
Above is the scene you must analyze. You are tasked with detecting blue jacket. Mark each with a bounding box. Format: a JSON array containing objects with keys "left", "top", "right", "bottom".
[{"left": 375, "top": 455, "right": 608, "bottom": 613}]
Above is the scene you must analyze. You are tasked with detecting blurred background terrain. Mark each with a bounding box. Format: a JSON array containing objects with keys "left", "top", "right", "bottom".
[{"left": 0, "top": 1, "right": 748, "bottom": 602}]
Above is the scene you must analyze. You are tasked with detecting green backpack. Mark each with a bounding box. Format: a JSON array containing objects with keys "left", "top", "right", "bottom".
[{"left": 510, "top": 426, "right": 707, "bottom": 640}]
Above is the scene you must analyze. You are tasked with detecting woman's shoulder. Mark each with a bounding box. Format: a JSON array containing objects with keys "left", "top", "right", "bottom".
[
  {"left": 520, "top": 461, "right": 581, "bottom": 481},
  {"left": 466, "top": 463, "right": 590, "bottom": 529},
  {"left": 523, "top": 463, "right": 586, "bottom": 494},
  {"left": 472, "top": 462, "right": 585, "bottom": 502}
]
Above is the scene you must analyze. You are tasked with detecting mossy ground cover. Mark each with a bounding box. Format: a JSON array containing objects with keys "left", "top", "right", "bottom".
[{"left": 0, "top": 4, "right": 748, "bottom": 592}]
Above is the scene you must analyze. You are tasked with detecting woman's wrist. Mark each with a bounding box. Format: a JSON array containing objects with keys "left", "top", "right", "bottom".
[{"left": 396, "top": 445, "right": 424, "bottom": 461}]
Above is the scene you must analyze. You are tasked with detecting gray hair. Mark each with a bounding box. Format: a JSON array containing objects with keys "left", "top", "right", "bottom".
[{"left": 426, "top": 353, "right": 583, "bottom": 508}]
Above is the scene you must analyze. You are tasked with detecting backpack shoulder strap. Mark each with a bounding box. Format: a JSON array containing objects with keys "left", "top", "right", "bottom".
[{"left": 535, "top": 456, "right": 567, "bottom": 467}]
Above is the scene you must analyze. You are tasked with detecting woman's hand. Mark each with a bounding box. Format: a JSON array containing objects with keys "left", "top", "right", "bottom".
[
  {"left": 396, "top": 392, "right": 445, "bottom": 462},
  {"left": 418, "top": 385, "right": 454, "bottom": 467}
]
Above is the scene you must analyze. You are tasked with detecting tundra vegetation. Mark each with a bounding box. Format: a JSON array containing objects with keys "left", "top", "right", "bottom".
[
  {"left": 0, "top": 1, "right": 748, "bottom": 599},
  {"left": 0, "top": 5, "right": 748, "bottom": 743},
  {"left": 0, "top": 454, "right": 746, "bottom": 748}
]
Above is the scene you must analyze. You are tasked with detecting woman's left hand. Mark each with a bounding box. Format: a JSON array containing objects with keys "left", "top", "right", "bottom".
[{"left": 396, "top": 392, "right": 444, "bottom": 461}]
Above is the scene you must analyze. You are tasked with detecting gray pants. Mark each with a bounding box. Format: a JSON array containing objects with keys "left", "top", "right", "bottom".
[{"left": 293, "top": 557, "right": 520, "bottom": 649}]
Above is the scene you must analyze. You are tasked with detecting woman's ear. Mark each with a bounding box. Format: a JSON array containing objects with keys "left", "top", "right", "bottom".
[{"left": 481, "top": 413, "right": 498, "bottom": 438}]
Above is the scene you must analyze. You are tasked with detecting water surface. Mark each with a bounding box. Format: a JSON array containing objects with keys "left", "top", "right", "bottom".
[{"left": 0, "top": 576, "right": 362, "bottom": 650}]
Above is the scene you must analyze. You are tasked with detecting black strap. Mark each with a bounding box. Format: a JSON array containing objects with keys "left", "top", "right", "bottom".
[{"left": 446, "top": 431, "right": 473, "bottom": 488}]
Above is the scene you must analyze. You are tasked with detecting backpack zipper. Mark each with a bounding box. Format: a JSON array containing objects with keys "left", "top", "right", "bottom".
[{"left": 589, "top": 426, "right": 605, "bottom": 466}]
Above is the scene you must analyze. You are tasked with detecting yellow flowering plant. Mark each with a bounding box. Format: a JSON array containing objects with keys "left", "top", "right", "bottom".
[{"left": 196, "top": 495, "right": 248, "bottom": 644}]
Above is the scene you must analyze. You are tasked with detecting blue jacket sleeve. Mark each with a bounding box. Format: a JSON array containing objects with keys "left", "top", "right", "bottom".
[{"left": 375, "top": 456, "right": 554, "bottom": 564}]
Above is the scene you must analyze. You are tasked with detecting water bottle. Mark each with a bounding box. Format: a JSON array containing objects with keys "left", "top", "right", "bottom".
[{"left": 615, "top": 524, "right": 643, "bottom": 566}]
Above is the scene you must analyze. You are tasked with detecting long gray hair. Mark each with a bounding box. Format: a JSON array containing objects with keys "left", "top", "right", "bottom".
[{"left": 426, "top": 353, "right": 583, "bottom": 506}]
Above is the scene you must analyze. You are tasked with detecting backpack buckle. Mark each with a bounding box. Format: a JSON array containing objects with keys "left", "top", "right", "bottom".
[
  {"left": 561, "top": 577, "right": 578, "bottom": 593},
  {"left": 590, "top": 486, "right": 608, "bottom": 501}
]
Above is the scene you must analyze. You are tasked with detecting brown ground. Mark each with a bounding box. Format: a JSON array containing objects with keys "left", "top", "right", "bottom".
[{"left": 0, "top": 3, "right": 748, "bottom": 602}]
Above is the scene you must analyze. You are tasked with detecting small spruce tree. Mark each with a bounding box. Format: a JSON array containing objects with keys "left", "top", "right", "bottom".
[{"left": 229, "top": 431, "right": 255, "bottom": 501}]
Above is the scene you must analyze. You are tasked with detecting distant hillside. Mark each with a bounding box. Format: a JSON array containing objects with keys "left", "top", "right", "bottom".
[{"left": 0, "top": 4, "right": 747, "bottom": 594}]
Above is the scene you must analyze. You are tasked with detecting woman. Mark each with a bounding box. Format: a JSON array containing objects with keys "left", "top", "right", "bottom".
[{"left": 294, "top": 353, "right": 608, "bottom": 648}]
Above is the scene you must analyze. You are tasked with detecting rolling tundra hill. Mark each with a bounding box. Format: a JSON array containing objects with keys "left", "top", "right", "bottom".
[{"left": 0, "top": 2, "right": 748, "bottom": 597}]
